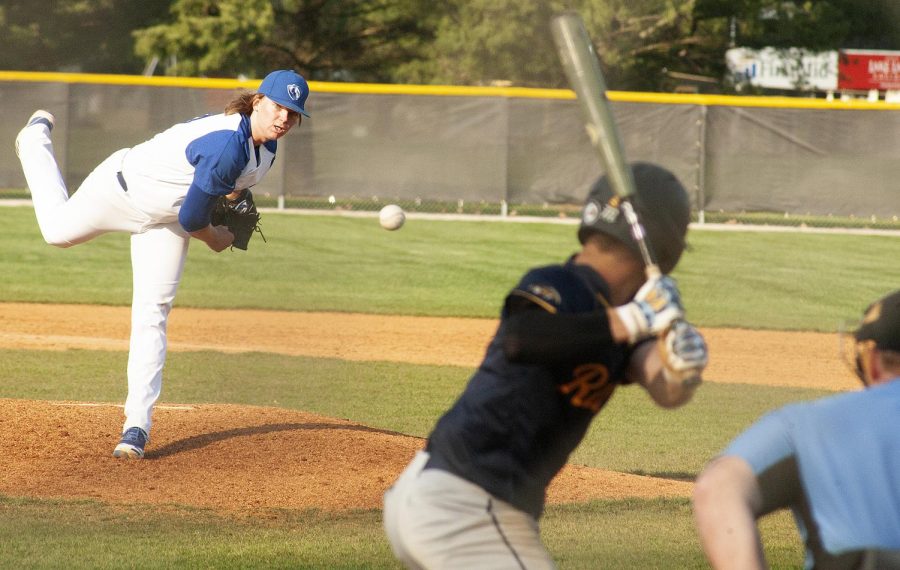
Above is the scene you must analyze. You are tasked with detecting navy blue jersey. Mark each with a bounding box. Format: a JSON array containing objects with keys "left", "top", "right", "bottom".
[{"left": 425, "top": 257, "right": 636, "bottom": 518}]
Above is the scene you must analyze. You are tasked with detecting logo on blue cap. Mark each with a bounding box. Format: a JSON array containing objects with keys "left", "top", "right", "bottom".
[{"left": 259, "top": 69, "right": 310, "bottom": 117}]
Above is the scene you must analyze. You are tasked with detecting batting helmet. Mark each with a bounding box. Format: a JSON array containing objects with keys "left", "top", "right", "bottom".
[{"left": 577, "top": 162, "right": 691, "bottom": 274}]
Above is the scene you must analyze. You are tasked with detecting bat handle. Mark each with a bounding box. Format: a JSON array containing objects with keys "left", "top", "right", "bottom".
[{"left": 620, "top": 200, "right": 661, "bottom": 278}]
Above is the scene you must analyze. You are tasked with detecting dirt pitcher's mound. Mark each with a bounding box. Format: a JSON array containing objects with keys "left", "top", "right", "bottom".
[{"left": 0, "top": 399, "right": 690, "bottom": 512}]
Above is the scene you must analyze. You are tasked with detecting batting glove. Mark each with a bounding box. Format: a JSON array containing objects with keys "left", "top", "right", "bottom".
[
  {"left": 660, "top": 320, "right": 708, "bottom": 386},
  {"left": 615, "top": 275, "right": 684, "bottom": 344}
]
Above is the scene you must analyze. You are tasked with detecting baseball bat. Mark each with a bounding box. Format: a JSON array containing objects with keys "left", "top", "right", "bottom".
[{"left": 550, "top": 12, "right": 661, "bottom": 278}]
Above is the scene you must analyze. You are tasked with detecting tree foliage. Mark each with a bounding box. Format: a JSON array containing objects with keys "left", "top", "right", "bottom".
[
  {"left": 0, "top": 0, "right": 170, "bottom": 73},
  {"left": 389, "top": 0, "right": 708, "bottom": 90},
  {"left": 133, "top": 0, "right": 438, "bottom": 81},
  {"left": 581, "top": 0, "right": 708, "bottom": 91},
  {"left": 695, "top": 0, "right": 900, "bottom": 50},
  {"left": 391, "top": 0, "right": 569, "bottom": 86},
  {"left": 133, "top": 0, "right": 275, "bottom": 77}
]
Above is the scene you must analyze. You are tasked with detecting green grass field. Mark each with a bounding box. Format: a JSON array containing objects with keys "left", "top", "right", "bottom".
[
  {"left": 1, "top": 205, "right": 896, "bottom": 568},
  {"left": 3, "top": 206, "right": 896, "bottom": 328}
]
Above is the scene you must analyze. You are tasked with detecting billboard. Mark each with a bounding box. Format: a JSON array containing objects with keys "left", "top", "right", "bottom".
[
  {"left": 726, "top": 47, "right": 838, "bottom": 91},
  {"left": 838, "top": 49, "right": 900, "bottom": 91}
]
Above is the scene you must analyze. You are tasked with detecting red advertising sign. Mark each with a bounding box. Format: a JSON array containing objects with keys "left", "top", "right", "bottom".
[{"left": 838, "top": 49, "right": 900, "bottom": 90}]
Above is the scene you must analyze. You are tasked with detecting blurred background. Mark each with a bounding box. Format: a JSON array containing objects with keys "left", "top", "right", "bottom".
[{"left": 1, "top": 0, "right": 899, "bottom": 229}]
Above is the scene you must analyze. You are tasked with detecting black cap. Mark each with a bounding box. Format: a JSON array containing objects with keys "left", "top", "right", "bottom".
[
  {"left": 578, "top": 162, "right": 691, "bottom": 274},
  {"left": 855, "top": 290, "right": 900, "bottom": 352}
]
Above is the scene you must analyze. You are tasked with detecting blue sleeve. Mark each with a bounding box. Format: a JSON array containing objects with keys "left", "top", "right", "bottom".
[
  {"left": 178, "top": 184, "right": 219, "bottom": 232},
  {"left": 185, "top": 129, "right": 249, "bottom": 196},
  {"left": 724, "top": 407, "right": 797, "bottom": 474}
]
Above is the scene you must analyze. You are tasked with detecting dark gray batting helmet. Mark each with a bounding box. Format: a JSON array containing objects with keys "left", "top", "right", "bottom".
[{"left": 578, "top": 162, "right": 691, "bottom": 274}]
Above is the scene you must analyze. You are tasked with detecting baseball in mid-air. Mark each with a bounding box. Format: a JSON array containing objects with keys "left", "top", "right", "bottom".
[{"left": 379, "top": 204, "right": 406, "bottom": 231}]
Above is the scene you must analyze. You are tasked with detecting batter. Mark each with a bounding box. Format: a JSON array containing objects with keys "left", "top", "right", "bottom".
[
  {"left": 14, "top": 69, "right": 310, "bottom": 459},
  {"left": 383, "top": 163, "right": 709, "bottom": 569}
]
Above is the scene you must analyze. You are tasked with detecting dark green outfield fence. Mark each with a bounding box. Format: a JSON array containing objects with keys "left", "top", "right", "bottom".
[{"left": 1, "top": 71, "right": 898, "bottom": 228}]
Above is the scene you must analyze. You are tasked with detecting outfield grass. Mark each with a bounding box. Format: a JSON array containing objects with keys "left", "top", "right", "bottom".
[
  {"left": 1, "top": 206, "right": 897, "bottom": 329},
  {"left": 1, "top": 206, "right": 885, "bottom": 568}
]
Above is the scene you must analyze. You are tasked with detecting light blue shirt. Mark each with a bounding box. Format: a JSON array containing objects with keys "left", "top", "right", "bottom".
[{"left": 725, "top": 378, "right": 900, "bottom": 560}]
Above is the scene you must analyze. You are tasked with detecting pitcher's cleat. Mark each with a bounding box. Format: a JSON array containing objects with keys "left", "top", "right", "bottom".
[
  {"left": 15, "top": 110, "right": 55, "bottom": 157},
  {"left": 113, "top": 427, "right": 148, "bottom": 459}
]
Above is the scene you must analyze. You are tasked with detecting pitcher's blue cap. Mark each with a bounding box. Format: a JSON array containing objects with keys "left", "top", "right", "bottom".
[{"left": 258, "top": 70, "right": 310, "bottom": 117}]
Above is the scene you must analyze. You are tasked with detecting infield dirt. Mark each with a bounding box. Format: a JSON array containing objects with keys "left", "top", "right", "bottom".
[{"left": 0, "top": 302, "right": 858, "bottom": 511}]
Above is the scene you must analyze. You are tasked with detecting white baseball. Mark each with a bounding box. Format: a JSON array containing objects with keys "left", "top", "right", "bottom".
[{"left": 379, "top": 204, "right": 405, "bottom": 231}]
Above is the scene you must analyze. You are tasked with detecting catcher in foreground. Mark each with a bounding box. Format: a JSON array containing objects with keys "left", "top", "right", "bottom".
[
  {"left": 694, "top": 290, "right": 900, "bottom": 569},
  {"left": 15, "top": 69, "right": 309, "bottom": 460}
]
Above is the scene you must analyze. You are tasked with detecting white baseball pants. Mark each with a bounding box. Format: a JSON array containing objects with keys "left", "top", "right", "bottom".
[
  {"left": 383, "top": 451, "right": 557, "bottom": 570},
  {"left": 16, "top": 121, "right": 190, "bottom": 437}
]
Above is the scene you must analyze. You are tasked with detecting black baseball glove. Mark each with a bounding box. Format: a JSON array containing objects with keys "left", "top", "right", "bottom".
[{"left": 210, "top": 189, "right": 266, "bottom": 250}]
